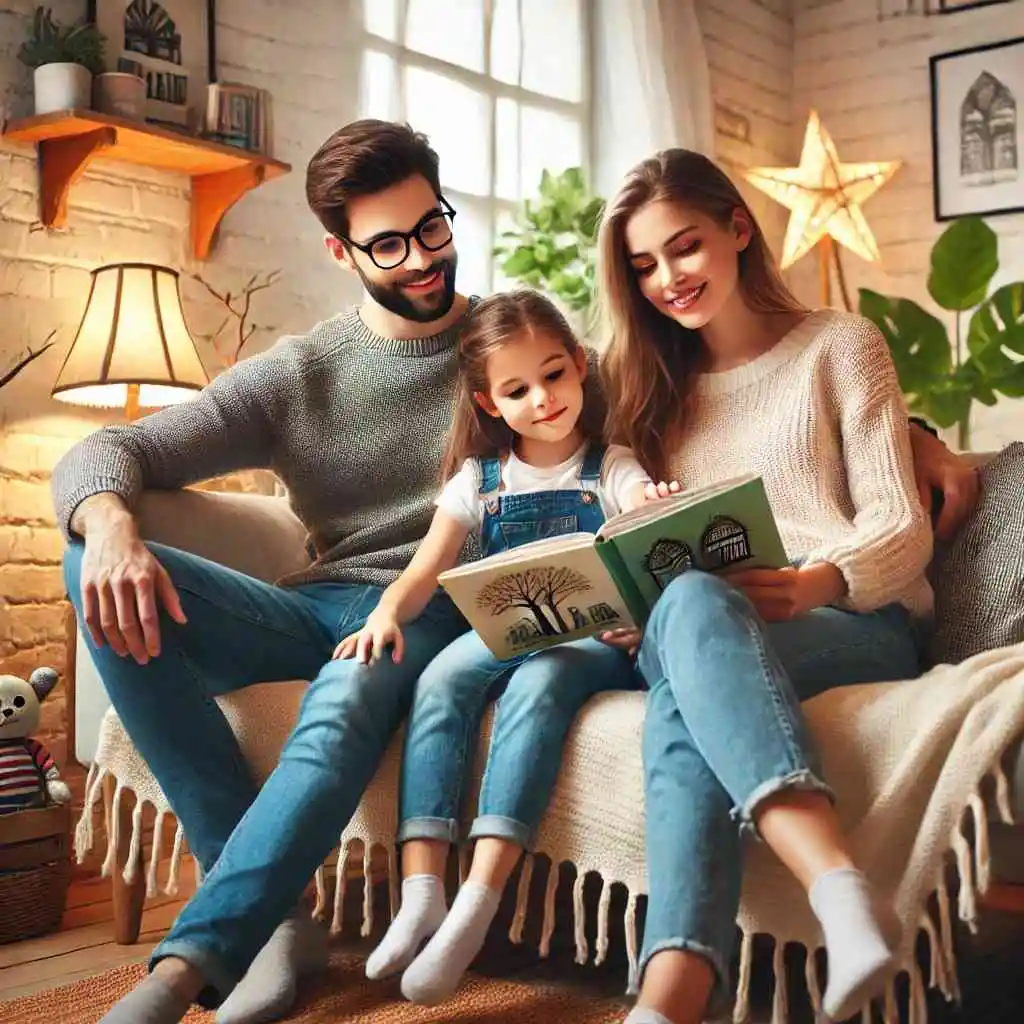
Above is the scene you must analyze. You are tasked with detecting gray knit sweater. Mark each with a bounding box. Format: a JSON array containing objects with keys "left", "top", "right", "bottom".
[{"left": 51, "top": 301, "right": 481, "bottom": 588}]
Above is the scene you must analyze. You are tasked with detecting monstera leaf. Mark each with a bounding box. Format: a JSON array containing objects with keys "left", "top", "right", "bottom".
[
  {"left": 927, "top": 217, "right": 999, "bottom": 311},
  {"left": 967, "top": 282, "right": 1024, "bottom": 398}
]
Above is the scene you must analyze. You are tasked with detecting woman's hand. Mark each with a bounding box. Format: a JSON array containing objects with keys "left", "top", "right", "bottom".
[
  {"left": 908, "top": 423, "right": 981, "bottom": 540},
  {"left": 598, "top": 627, "right": 643, "bottom": 656},
  {"left": 644, "top": 480, "right": 683, "bottom": 501},
  {"left": 724, "top": 563, "right": 846, "bottom": 622},
  {"left": 332, "top": 607, "right": 404, "bottom": 665}
]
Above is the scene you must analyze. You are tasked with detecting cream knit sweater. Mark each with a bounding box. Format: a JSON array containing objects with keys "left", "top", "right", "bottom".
[{"left": 668, "top": 309, "right": 934, "bottom": 617}]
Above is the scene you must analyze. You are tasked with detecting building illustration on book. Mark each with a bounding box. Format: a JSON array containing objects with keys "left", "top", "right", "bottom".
[
  {"left": 643, "top": 516, "right": 753, "bottom": 593},
  {"left": 475, "top": 566, "right": 623, "bottom": 652}
]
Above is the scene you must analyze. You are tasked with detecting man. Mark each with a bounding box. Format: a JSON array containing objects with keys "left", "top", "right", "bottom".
[{"left": 53, "top": 120, "right": 978, "bottom": 1024}]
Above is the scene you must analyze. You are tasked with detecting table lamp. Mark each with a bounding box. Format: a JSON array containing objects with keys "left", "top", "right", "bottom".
[{"left": 51, "top": 263, "right": 209, "bottom": 419}]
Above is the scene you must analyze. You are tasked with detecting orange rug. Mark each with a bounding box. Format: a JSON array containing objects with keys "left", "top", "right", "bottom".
[{"left": 0, "top": 950, "right": 628, "bottom": 1022}]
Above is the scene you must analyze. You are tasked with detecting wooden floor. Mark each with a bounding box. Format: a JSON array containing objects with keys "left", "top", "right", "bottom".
[{"left": 0, "top": 859, "right": 197, "bottom": 1001}]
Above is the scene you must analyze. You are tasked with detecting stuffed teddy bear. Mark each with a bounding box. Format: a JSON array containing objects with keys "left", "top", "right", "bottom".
[{"left": 0, "top": 667, "right": 72, "bottom": 813}]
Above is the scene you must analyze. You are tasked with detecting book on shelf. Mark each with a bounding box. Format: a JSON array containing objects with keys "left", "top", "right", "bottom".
[
  {"left": 437, "top": 472, "right": 788, "bottom": 661},
  {"left": 204, "top": 82, "right": 272, "bottom": 155}
]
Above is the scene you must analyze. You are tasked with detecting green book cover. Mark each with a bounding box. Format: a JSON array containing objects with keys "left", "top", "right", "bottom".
[
  {"left": 594, "top": 472, "right": 789, "bottom": 621},
  {"left": 438, "top": 472, "right": 787, "bottom": 660}
]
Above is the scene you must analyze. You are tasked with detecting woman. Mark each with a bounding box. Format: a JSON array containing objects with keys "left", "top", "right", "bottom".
[{"left": 596, "top": 148, "right": 960, "bottom": 1024}]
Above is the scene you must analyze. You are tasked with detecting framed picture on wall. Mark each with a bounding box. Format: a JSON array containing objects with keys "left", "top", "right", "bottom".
[
  {"left": 929, "top": 36, "right": 1024, "bottom": 221},
  {"left": 87, "top": 0, "right": 217, "bottom": 132}
]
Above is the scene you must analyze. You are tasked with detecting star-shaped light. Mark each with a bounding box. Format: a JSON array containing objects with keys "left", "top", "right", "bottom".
[{"left": 744, "top": 111, "right": 902, "bottom": 269}]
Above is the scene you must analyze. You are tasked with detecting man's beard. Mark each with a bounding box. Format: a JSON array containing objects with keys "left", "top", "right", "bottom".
[{"left": 356, "top": 255, "right": 458, "bottom": 324}]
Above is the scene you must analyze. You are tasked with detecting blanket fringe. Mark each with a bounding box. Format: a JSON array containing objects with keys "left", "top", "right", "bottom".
[
  {"left": 732, "top": 931, "right": 752, "bottom": 1023},
  {"left": 804, "top": 948, "right": 822, "bottom": 1017},
  {"left": 509, "top": 853, "right": 534, "bottom": 945},
  {"left": 539, "top": 860, "right": 560, "bottom": 959},
  {"left": 883, "top": 979, "right": 899, "bottom": 1024},
  {"left": 770, "top": 941, "right": 788, "bottom": 1024},
  {"left": 361, "top": 843, "right": 375, "bottom": 937},
  {"left": 594, "top": 877, "right": 612, "bottom": 966},
  {"left": 624, "top": 891, "right": 639, "bottom": 995},
  {"left": 571, "top": 872, "right": 588, "bottom": 965},
  {"left": 330, "top": 847, "right": 351, "bottom": 935},
  {"left": 994, "top": 763, "right": 1014, "bottom": 824},
  {"left": 909, "top": 957, "right": 928, "bottom": 1024},
  {"left": 313, "top": 865, "right": 326, "bottom": 919}
]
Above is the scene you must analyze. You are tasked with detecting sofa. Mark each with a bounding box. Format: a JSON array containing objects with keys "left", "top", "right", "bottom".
[{"left": 71, "top": 464, "right": 1024, "bottom": 1023}]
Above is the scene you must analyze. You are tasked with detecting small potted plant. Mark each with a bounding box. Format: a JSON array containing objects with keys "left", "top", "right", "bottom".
[{"left": 17, "top": 6, "right": 105, "bottom": 115}]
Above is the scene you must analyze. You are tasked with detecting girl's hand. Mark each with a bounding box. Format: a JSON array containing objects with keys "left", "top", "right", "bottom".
[
  {"left": 598, "top": 627, "right": 642, "bottom": 656},
  {"left": 644, "top": 480, "right": 683, "bottom": 502},
  {"left": 332, "top": 608, "right": 405, "bottom": 665},
  {"left": 723, "top": 563, "right": 846, "bottom": 622}
]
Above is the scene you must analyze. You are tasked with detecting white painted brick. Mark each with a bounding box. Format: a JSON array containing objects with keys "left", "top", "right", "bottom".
[
  {"left": 68, "top": 176, "right": 137, "bottom": 217},
  {"left": 133, "top": 184, "right": 190, "bottom": 227},
  {"left": 0, "top": 258, "right": 51, "bottom": 299}
]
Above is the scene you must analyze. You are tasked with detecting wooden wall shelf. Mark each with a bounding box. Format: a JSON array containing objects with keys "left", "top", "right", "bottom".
[{"left": 3, "top": 110, "right": 291, "bottom": 260}]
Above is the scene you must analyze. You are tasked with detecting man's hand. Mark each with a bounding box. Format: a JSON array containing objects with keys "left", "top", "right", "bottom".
[
  {"left": 724, "top": 563, "right": 846, "bottom": 622},
  {"left": 76, "top": 497, "right": 186, "bottom": 664},
  {"left": 908, "top": 423, "right": 981, "bottom": 541},
  {"left": 333, "top": 607, "right": 404, "bottom": 665},
  {"left": 598, "top": 627, "right": 642, "bottom": 656}
]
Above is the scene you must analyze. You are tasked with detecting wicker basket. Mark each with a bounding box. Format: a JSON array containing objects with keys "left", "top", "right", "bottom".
[{"left": 0, "top": 804, "right": 71, "bottom": 944}]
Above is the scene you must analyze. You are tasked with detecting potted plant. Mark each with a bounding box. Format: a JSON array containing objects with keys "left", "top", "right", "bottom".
[
  {"left": 17, "top": 6, "right": 105, "bottom": 115},
  {"left": 859, "top": 216, "right": 1024, "bottom": 450},
  {"left": 494, "top": 167, "right": 605, "bottom": 331}
]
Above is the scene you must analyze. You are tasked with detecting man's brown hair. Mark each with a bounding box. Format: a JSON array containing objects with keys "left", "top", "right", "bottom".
[{"left": 305, "top": 119, "right": 441, "bottom": 239}]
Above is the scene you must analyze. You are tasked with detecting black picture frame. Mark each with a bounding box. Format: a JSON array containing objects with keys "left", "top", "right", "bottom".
[
  {"left": 936, "top": 1, "right": 1012, "bottom": 12},
  {"left": 87, "top": 0, "right": 217, "bottom": 131},
  {"left": 929, "top": 36, "right": 1024, "bottom": 221}
]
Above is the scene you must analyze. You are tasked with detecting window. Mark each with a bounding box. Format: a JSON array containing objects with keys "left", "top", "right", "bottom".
[{"left": 359, "top": 0, "right": 589, "bottom": 296}]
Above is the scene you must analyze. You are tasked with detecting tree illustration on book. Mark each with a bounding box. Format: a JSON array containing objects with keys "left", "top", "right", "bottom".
[{"left": 476, "top": 566, "right": 602, "bottom": 646}]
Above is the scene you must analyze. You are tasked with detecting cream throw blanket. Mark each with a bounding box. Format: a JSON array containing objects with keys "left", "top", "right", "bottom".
[{"left": 76, "top": 642, "right": 1024, "bottom": 1023}]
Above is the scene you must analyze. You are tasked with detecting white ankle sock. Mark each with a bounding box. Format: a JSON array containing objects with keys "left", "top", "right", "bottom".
[
  {"left": 809, "top": 868, "right": 899, "bottom": 1020},
  {"left": 624, "top": 1008, "right": 675, "bottom": 1024},
  {"left": 400, "top": 881, "right": 500, "bottom": 1005},
  {"left": 365, "top": 874, "right": 448, "bottom": 981}
]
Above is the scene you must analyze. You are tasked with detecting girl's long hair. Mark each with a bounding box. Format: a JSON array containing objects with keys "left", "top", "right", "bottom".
[
  {"left": 441, "top": 289, "right": 600, "bottom": 481},
  {"left": 597, "top": 148, "right": 806, "bottom": 481}
]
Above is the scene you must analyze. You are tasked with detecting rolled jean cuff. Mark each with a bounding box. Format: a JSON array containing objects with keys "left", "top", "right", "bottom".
[
  {"left": 733, "top": 769, "right": 835, "bottom": 840},
  {"left": 636, "top": 937, "right": 731, "bottom": 1017},
  {"left": 397, "top": 816, "right": 461, "bottom": 844},
  {"left": 467, "top": 813, "right": 532, "bottom": 848},
  {"left": 150, "top": 939, "right": 236, "bottom": 1009}
]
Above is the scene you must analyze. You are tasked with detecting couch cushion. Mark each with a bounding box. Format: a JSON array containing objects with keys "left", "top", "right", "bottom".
[{"left": 928, "top": 442, "right": 1024, "bottom": 665}]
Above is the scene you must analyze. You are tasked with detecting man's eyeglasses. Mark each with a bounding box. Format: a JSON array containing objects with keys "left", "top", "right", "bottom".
[{"left": 342, "top": 197, "right": 456, "bottom": 270}]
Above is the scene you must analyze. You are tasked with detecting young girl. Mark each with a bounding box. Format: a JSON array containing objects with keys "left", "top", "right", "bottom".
[
  {"left": 597, "top": 150, "right": 935, "bottom": 1024},
  {"left": 334, "top": 288, "right": 654, "bottom": 1005}
]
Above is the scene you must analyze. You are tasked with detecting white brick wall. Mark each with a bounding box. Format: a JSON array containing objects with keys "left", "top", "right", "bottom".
[
  {"left": 792, "top": 0, "right": 1024, "bottom": 451},
  {"left": 700, "top": 0, "right": 795, "bottom": 252}
]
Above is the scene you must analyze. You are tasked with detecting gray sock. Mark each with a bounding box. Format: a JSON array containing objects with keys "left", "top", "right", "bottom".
[
  {"left": 809, "top": 868, "right": 899, "bottom": 1020},
  {"left": 624, "top": 1008, "right": 675, "bottom": 1024},
  {"left": 366, "top": 874, "right": 448, "bottom": 981},
  {"left": 215, "top": 914, "right": 328, "bottom": 1024},
  {"left": 98, "top": 974, "right": 192, "bottom": 1024},
  {"left": 400, "top": 881, "right": 500, "bottom": 1005}
]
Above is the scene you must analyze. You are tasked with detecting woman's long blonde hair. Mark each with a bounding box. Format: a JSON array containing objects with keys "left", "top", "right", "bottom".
[
  {"left": 597, "top": 148, "right": 806, "bottom": 481},
  {"left": 441, "top": 289, "right": 602, "bottom": 481}
]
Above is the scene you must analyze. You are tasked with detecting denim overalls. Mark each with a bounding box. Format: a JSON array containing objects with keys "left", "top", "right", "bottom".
[
  {"left": 396, "top": 441, "right": 642, "bottom": 850},
  {"left": 477, "top": 442, "right": 608, "bottom": 556}
]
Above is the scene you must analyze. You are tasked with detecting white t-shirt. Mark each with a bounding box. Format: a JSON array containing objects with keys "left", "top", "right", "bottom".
[{"left": 436, "top": 443, "right": 650, "bottom": 532}]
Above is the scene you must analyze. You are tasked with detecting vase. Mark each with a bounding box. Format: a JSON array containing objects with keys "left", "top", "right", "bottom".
[
  {"left": 33, "top": 63, "right": 92, "bottom": 115},
  {"left": 94, "top": 72, "right": 147, "bottom": 120}
]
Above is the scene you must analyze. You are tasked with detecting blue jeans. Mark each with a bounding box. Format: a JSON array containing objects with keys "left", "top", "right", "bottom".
[
  {"left": 637, "top": 571, "right": 922, "bottom": 1008},
  {"left": 63, "top": 541, "right": 467, "bottom": 1005},
  {"left": 398, "top": 631, "right": 639, "bottom": 848}
]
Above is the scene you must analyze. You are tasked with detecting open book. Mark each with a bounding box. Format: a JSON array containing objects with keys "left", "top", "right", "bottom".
[{"left": 438, "top": 472, "right": 789, "bottom": 660}]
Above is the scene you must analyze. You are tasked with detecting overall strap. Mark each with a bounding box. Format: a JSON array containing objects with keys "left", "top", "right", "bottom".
[
  {"left": 476, "top": 456, "right": 503, "bottom": 497},
  {"left": 578, "top": 441, "right": 607, "bottom": 489}
]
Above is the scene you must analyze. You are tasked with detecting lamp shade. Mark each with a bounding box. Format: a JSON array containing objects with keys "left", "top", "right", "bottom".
[{"left": 52, "top": 263, "right": 209, "bottom": 410}]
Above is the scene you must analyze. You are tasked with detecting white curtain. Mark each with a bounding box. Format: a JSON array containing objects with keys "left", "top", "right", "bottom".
[{"left": 592, "top": 0, "right": 715, "bottom": 198}]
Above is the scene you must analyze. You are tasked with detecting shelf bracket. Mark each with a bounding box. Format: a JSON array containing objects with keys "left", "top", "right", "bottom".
[
  {"left": 37, "top": 127, "right": 118, "bottom": 228},
  {"left": 191, "top": 163, "right": 267, "bottom": 260}
]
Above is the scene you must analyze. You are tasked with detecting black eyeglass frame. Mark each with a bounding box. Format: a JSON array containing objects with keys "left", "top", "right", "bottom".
[{"left": 340, "top": 196, "right": 457, "bottom": 270}]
